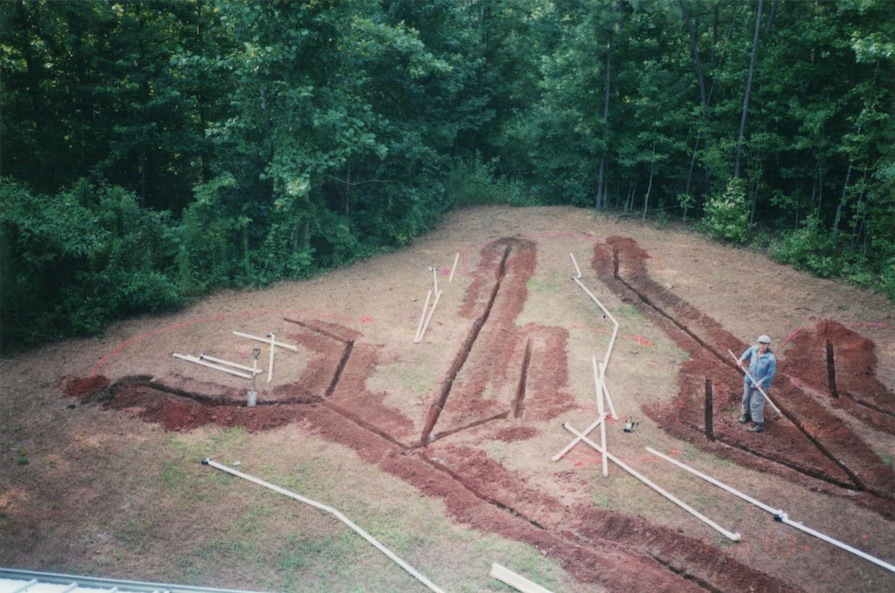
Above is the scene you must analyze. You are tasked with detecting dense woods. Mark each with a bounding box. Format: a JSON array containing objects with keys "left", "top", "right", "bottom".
[{"left": 2, "top": 0, "right": 893, "bottom": 349}]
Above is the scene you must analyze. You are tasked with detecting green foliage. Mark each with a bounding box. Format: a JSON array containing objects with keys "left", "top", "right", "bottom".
[
  {"left": 1, "top": 179, "right": 180, "bottom": 348},
  {"left": 3, "top": 0, "right": 895, "bottom": 350},
  {"left": 770, "top": 214, "right": 895, "bottom": 298},
  {"left": 445, "top": 155, "right": 531, "bottom": 208},
  {"left": 699, "top": 179, "right": 750, "bottom": 245}
]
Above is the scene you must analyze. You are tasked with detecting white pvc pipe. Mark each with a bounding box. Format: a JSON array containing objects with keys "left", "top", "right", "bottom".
[
  {"left": 414, "top": 289, "right": 433, "bottom": 343},
  {"left": 202, "top": 459, "right": 449, "bottom": 593},
  {"left": 173, "top": 353, "right": 252, "bottom": 379},
  {"left": 432, "top": 266, "right": 438, "bottom": 296},
  {"left": 552, "top": 414, "right": 605, "bottom": 462},
  {"left": 573, "top": 276, "right": 619, "bottom": 370},
  {"left": 569, "top": 253, "right": 620, "bottom": 419},
  {"left": 777, "top": 514, "right": 895, "bottom": 574},
  {"left": 598, "top": 361, "right": 618, "bottom": 421},
  {"left": 569, "top": 252, "right": 583, "bottom": 278},
  {"left": 449, "top": 253, "right": 460, "bottom": 283},
  {"left": 232, "top": 331, "right": 299, "bottom": 352},
  {"left": 200, "top": 354, "right": 263, "bottom": 375},
  {"left": 593, "top": 357, "right": 608, "bottom": 477},
  {"left": 646, "top": 447, "right": 895, "bottom": 574},
  {"left": 418, "top": 289, "right": 442, "bottom": 343},
  {"left": 645, "top": 447, "right": 782, "bottom": 515},
  {"left": 562, "top": 423, "right": 741, "bottom": 542},
  {"left": 267, "top": 333, "right": 275, "bottom": 383},
  {"left": 727, "top": 349, "right": 783, "bottom": 416}
]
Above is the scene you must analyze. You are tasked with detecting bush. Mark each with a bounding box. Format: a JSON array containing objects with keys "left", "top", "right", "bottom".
[
  {"left": 1, "top": 179, "right": 182, "bottom": 349},
  {"left": 699, "top": 179, "right": 750, "bottom": 245},
  {"left": 445, "top": 155, "right": 532, "bottom": 207}
]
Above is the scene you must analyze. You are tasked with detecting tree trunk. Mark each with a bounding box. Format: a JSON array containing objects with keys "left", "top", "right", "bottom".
[
  {"left": 596, "top": 28, "right": 613, "bottom": 210},
  {"left": 734, "top": 0, "right": 764, "bottom": 180},
  {"left": 831, "top": 162, "right": 851, "bottom": 240},
  {"left": 642, "top": 142, "right": 656, "bottom": 221},
  {"left": 679, "top": 0, "right": 707, "bottom": 115}
]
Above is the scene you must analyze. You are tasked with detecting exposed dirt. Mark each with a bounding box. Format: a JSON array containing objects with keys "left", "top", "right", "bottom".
[{"left": 5, "top": 206, "right": 895, "bottom": 593}]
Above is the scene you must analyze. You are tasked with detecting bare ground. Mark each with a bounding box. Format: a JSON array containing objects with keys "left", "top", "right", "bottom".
[{"left": 2, "top": 206, "right": 894, "bottom": 593}]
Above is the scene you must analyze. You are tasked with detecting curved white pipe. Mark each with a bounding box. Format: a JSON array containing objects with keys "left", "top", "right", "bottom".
[
  {"left": 646, "top": 447, "right": 895, "bottom": 574},
  {"left": 569, "top": 252, "right": 583, "bottom": 278},
  {"left": 202, "top": 459, "right": 449, "bottom": 593},
  {"left": 562, "top": 424, "right": 741, "bottom": 542},
  {"left": 569, "top": 253, "right": 619, "bottom": 419}
]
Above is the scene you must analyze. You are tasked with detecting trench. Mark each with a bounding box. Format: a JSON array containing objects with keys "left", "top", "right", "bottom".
[
  {"left": 649, "top": 555, "right": 726, "bottom": 593},
  {"left": 322, "top": 400, "right": 409, "bottom": 450},
  {"left": 427, "top": 411, "right": 510, "bottom": 443},
  {"left": 419, "top": 452, "right": 548, "bottom": 531},
  {"left": 514, "top": 338, "right": 533, "bottom": 419},
  {"left": 283, "top": 317, "right": 355, "bottom": 398},
  {"left": 419, "top": 245, "right": 512, "bottom": 446},
  {"left": 826, "top": 340, "right": 839, "bottom": 398},
  {"left": 609, "top": 248, "right": 868, "bottom": 493}
]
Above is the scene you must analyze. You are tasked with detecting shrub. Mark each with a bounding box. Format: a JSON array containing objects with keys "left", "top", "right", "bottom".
[{"left": 699, "top": 179, "right": 749, "bottom": 245}]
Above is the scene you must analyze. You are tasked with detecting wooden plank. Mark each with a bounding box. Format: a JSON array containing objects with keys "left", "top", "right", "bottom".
[{"left": 489, "top": 563, "right": 554, "bottom": 593}]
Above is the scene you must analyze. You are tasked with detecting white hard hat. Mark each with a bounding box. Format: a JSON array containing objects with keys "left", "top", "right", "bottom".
[{"left": 757, "top": 335, "right": 771, "bottom": 344}]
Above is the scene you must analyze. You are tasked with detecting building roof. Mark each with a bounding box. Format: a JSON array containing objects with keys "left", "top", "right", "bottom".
[{"left": 0, "top": 569, "right": 269, "bottom": 593}]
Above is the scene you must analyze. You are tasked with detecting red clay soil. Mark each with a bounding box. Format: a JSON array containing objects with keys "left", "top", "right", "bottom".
[
  {"left": 592, "top": 237, "right": 895, "bottom": 516},
  {"left": 62, "top": 235, "right": 895, "bottom": 593}
]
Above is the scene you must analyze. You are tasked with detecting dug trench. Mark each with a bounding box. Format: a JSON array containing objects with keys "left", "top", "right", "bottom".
[{"left": 61, "top": 235, "right": 894, "bottom": 593}]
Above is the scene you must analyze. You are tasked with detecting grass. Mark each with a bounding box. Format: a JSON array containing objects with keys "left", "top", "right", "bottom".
[
  {"left": 122, "top": 425, "right": 576, "bottom": 593},
  {"left": 527, "top": 277, "right": 561, "bottom": 294}
]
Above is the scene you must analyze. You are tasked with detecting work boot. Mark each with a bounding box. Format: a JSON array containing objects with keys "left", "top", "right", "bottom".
[
  {"left": 738, "top": 414, "right": 751, "bottom": 424},
  {"left": 746, "top": 423, "right": 765, "bottom": 433}
]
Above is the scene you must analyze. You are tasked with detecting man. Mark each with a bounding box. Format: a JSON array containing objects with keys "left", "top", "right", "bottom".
[{"left": 738, "top": 335, "right": 776, "bottom": 433}]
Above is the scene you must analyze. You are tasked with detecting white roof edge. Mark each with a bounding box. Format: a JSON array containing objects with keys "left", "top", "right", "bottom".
[{"left": 0, "top": 569, "right": 272, "bottom": 593}]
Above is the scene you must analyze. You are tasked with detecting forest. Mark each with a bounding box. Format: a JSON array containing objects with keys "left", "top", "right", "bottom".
[{"left": 2, "top": 0, "right": 893, "bottom": 350}]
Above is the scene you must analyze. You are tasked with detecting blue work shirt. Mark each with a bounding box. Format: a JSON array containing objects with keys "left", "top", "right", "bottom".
[{"left": 740, "top": 346, "right": 776, "bottom": 389}]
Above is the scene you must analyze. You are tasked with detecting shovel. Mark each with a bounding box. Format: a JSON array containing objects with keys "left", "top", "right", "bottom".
[{"left": 727, "top": 349, "right": 783, "bottom": 420}]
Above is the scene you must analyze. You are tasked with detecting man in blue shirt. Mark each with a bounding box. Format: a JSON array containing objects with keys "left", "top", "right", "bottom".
[{"left": 738, "top": 335, "right": 776, "bottom": 433}]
